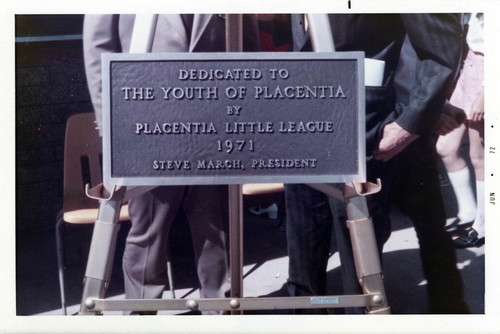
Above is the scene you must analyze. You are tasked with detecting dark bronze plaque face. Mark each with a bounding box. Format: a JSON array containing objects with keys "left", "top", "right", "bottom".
[{"left": 102, "top": 52, "right": 365, "bottom": 186}]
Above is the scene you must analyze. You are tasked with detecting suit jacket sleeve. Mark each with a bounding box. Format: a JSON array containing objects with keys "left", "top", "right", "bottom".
[
  {"left": 395, "top": 14, "right": 463, "bottom": 136},
  {"left": 83, "top": 14, "right": 122, "bottom": 136}
]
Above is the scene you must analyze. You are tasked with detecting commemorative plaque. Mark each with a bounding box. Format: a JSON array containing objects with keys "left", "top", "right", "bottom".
[{"left": 102, "top": 52, "right": 365, "bottom": 186}]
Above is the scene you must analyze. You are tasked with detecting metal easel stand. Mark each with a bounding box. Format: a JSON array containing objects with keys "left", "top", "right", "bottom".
[
  {"left": 78, "top": 181, "right": 389, "bottom": 314},
  {"left": 78, "top": 185, "right": 155, "bottom": 315},
  {"left": 307, "top": 181, "right": 390, "bottom": 314}
]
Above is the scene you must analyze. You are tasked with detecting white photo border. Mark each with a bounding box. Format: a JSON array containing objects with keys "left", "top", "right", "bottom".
[{"left": 2, "top": 0, "right": 499, "bottom": 333}]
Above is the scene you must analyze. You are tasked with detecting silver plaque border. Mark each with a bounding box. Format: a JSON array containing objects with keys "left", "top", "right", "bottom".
[{"left": 102, "top": 52, "right": 366, "bottom": 187}]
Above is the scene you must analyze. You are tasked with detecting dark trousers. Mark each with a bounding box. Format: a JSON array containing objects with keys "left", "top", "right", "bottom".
[
  {"left": 285, "top": 159, "right": 393, "bottom": 314},
  {"left": 392, "top": 136, "right": 469, "bottom": 313},
  {"left": 285, "top": 136, "right": 469, "bottom": 313}
]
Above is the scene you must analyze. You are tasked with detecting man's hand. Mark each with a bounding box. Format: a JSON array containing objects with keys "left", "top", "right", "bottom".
[{"left": 373, "top": 122, "right": 419, "bottom": 162}]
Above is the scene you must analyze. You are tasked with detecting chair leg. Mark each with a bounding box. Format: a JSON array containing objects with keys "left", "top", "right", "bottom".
[
  {"left": 166, "top": 257, "right": 175, "bottom": 299},
  {"left": 166, "top": 243, "right": 175, "bottom": 298},
  {"left": 55, "top": 214, "right": 67, "bottom": 315}
]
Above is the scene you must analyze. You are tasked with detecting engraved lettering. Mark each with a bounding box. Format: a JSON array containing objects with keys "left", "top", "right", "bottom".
[
  {"left": 335, "top": 85, "right": 346, "bottom": 98},
  {"left": 216, "top": 140, "right": 254, "bottom": 153},
  {"left": 197, "top": 159, "right": 245, "bottom": 170},
  {"left": 225, "top": 86, "right": 247, "bottom": 99},
  {"left": 269, "top": 68, "right": 289, "bottom": 80},
  {"left": 160, "top": 87, "right": 218, "bottom": 100},
  {"left": 122, "top": 87, "right": 131, "bottom": 100},
  {"left": 225, "top": 122, "right": 274, "bottom": 134},
  {"left": 178, "top": 69, "right": 262, "bottom": 81},
  {"left": 226, "top": 105, "right": 242, "bottom": 115},
  {"left": 279, "top": 121, "right": 334, "bottom": 133},
  {"left": 153, "top": 160, "right": 191, "bottom": 170},
  {"left": 251, "top": 158, "right": 318, "bottom": 169},
  {"left": 135, "top": 122, "right": 217, "bottom": 134},
  {"left": 254, "top": 85, "right": 345, "bottom": 99},
  {"left": 122, "top": 87, "right": 154, "bottom": 100}
]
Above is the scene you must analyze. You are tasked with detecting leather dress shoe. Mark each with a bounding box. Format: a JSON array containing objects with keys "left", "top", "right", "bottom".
[
  {"left": 453, "top": 228, "right": 485, "bottom": 248},
  {"left": 445, "top": 218, "right": 473, "bottom": 235}
]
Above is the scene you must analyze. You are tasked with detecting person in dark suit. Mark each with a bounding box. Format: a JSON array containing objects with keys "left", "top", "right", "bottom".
[
  {"left": 285, "top": 14, "right": 470, "bottom": 313},
  {"left": 83, "top": 14, "right": 257, "bottom": 315}
]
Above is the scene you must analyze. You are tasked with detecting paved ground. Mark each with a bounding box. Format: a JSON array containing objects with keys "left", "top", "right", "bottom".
[{"left": 15, "top": 184, "right": 485, "bottom": 317}]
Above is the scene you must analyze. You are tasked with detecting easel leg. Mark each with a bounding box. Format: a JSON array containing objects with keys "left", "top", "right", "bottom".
[
  {"left": 78, "top": 187, "right": 126, "bottom": 315},
  {"left": 344, "top": 185, "right": 390, "bottom": 314}
]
